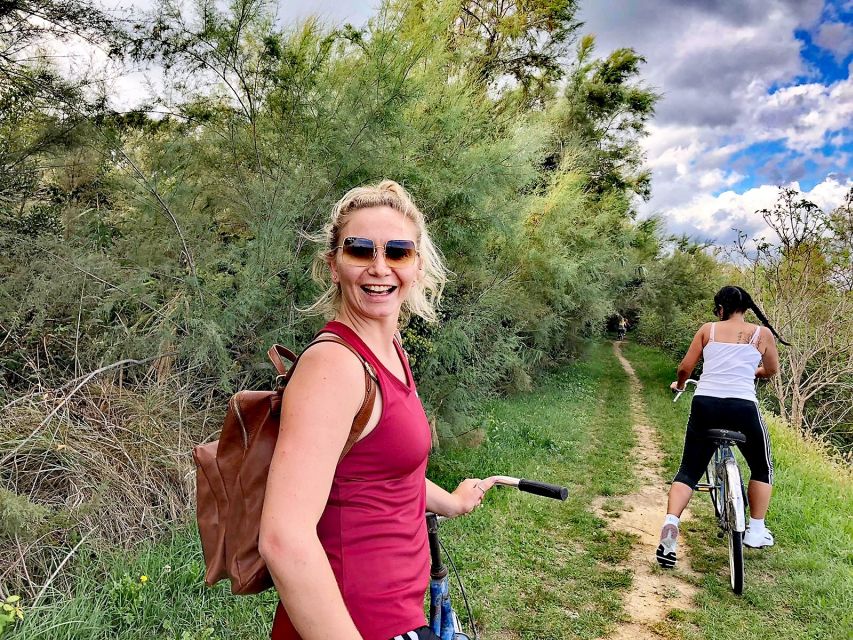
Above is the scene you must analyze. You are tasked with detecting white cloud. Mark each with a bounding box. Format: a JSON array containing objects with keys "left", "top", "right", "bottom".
[
  {"left": 698, "top": 168, "right": 745, "bottom": 191},
  {"left": 663, "top": 176, "right": 852, "bottom": 244},
  {"left": 755, "top": 74, "right": 853, "bottom": 151},
  {"left": 814, "top": 20, "right": 853, "bottom": 61}
]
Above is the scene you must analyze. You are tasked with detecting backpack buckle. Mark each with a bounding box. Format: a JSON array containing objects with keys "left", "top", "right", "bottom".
[{"left": 275, "top": 374, "right": 288, "bottom": 388}]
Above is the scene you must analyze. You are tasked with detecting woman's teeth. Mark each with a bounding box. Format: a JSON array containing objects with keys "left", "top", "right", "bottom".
[{"left": 362, "top": 285, "right": 396, "bottom": 295}]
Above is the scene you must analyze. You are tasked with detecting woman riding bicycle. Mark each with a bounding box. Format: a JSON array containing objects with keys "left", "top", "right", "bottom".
[
  {"left": 656, "top": 285, "right": 788, "bottom": 569},
  {"left": 258, "top": 181, "right": 493, "bottom": 640},
  {"left": 617, "top": 316, "right": 629, "bottom": 340}
]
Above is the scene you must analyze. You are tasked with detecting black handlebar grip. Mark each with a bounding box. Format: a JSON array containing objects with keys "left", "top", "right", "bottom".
[{"left": 518, "top": 479, "right": 568, "bottom": 501}]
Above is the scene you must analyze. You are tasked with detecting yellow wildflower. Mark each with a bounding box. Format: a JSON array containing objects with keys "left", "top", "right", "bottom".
[{"left": 140, "top": 575, "right": 149, "bottom": 583}]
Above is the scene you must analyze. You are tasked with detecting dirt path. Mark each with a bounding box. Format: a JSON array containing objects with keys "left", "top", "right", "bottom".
[{"left": 594, "top": 341, "right": 698, "bottom": 639}]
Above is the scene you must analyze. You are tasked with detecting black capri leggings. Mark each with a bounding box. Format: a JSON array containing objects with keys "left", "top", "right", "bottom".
[
  {"left": 674, "top": 395, "right": 774, "bottom": 487},
  {"left": 392, "top": 627, "right": 440, "bottom": 640}
]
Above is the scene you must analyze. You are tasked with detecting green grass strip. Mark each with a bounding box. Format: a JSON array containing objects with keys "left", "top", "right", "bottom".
[
  {"left": 622, "top": 342, "right": 853, "bottom": 640},
  {"left": 428, "top": 341, "right": 636, "bottom": 639}
]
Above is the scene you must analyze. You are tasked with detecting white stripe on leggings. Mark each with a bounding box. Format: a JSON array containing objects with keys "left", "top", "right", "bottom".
[
  {"left": 754, "top": 403, "right": 774, "bottom": 484},
  {"left": 392, "top": 632, "right": 419, "bottom": 640}
]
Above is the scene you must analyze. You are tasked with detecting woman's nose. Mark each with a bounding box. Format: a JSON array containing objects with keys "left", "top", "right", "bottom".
[{"left": 367, "top": 248, "right": 392, "bottom": 275}]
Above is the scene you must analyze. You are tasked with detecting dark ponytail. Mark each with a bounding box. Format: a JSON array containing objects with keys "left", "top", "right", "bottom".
[{"left": 714, "top": 285, "right": 791, "bottom": 346}]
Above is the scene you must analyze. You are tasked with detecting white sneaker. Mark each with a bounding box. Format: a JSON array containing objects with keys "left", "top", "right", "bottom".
[
  {"left": 656, "top": 524, "right": 678, "bottom": 568},
  {"left": 743, "top": 527, "right": 774, "bottom": 548}
]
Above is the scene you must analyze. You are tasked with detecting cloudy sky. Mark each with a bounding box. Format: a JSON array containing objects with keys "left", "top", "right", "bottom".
[
  {"left": 576, "top": 0, "right": 852, "bottom": 245},
  {"left": 92, "top": 0, "right": 852, "bottom": 246}
]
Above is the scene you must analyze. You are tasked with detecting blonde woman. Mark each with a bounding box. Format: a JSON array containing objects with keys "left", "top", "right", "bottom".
[{"left": 259, "top": 181, "right": 491, "bottom": 640}]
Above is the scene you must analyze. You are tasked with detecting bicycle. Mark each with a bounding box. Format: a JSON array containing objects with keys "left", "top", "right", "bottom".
[
  {"left": 426, "top": 476, "right": 568, "bottom": 639},
  {"left": 673, "top": 379, "right": 747, "bottom": 594}
]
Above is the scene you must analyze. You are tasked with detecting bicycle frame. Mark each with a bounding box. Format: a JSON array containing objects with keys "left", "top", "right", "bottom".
[{"left": 427, "top": 513, "right": 469, "bottom": 640}]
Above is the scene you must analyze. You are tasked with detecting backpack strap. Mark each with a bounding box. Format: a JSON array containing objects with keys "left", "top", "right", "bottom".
[
  {"left": 307, "top": 335, "right": 378, "bottom": 460},
  {"left": 267, "top": 344, "right": 297, "bottom": 376},
  {"left": 268, "top": 336, "right": 378, "bottom": 461}
]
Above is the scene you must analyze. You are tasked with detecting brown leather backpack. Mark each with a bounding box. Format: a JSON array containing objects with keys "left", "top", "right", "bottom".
[{"left": 192, "top": 335, "right": 377, "bottom": 595}]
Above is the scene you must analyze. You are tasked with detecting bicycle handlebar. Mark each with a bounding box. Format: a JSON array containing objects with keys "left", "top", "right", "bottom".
[
  {"left": 672, "top": 379, "right": 698, "bottom": 403},
  {"left": 487, "top": 475, "right": 568, "bottom": 500}
]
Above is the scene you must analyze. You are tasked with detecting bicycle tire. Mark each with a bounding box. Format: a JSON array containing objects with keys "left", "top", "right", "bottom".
[
  {"left": 728, "top": 530, "right": 744, "bottom": 594},
  {"left": 719, "top": 458, "right": 746, "bottom": 594}
]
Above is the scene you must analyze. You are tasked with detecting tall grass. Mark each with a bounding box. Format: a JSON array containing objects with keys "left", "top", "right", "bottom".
[
  {"left": 1, "top": 379, "right": 211, "bottom": 600},
  {"left": 9, "top": 341, "right": 849, "bottom": 639}
]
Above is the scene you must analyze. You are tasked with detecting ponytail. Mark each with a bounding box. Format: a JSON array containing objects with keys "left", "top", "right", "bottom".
[{"left": 734, "top": 286, "right": 791, "bottom": 346}]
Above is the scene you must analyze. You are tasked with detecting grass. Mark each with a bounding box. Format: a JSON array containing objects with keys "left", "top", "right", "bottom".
[
  {"left": 7, "top": 342, "right": 637, "bottom": 640},
  {"left": 428, "top": 341, "right": 636, "bottom": 639},
  {"left": 622, "top": 342, "right": 853, "bottom": 640},
  {"left": 6, "top": 528, "right": 279, "bottom": 640}
]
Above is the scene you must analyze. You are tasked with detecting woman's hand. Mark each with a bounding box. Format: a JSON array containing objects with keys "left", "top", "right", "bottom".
[
  {"left": 670, "top": 381, "right": 684, "bottom": 392},
  {"left": 449, "top": 477, "right": 497, "bottom": 517},
  {"left": 426, "top": 477, "right": 497, "bottom": 518}
]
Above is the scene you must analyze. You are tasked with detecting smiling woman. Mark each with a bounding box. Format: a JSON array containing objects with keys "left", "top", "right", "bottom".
[
  {"left": 258, "top": 180, "right": 492, "bottom": 640},
  {"left": 306, "top": 181, "right": 447, "bottom": 323}
]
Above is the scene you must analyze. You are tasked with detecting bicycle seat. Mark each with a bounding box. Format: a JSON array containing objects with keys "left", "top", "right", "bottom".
[{"left": 706, "top": 429, "right": 746, "bottom": 444}]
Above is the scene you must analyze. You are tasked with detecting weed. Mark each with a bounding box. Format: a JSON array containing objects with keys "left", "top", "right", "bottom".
[{"left": 0, "top": 595, "right": 23, "bottom": 638}]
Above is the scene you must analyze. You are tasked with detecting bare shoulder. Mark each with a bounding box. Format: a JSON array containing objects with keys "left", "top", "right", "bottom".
[
  {"left": 276, "top": 338, "right": 369, "bottom": 449},
  {"left": 289, "top": 337, "right": 367, "bottom": 393}
]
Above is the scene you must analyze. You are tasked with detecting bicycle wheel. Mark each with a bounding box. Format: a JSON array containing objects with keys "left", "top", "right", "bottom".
[
  {"left": 728, "top": 530, "right": 744, "bottom": 594},
  {"left": 720, "top": 458, "right": 746, "bottom": 594}
]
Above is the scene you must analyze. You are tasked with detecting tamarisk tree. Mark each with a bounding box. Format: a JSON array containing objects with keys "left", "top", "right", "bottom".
[{"left": 739, "top": 187, "right": 853, "bottom": 450}]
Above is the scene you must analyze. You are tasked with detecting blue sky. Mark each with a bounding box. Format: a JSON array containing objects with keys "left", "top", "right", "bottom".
[{"left": 93, "top": 0, "right": 852, "bottom": 245}]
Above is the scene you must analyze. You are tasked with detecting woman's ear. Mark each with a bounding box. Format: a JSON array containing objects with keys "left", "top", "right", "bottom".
[{"left": 329, "top": 256, "right": 340, "bottom": 285}]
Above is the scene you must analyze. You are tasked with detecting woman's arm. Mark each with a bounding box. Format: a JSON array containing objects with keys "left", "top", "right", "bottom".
[
  {"left": 671, "top": 324, "right": 709, "bottom": 391},
  {"left": 755, "top": 327, "right": 780, "bottom": 378},
  {"left": 258, "top": 343, "right": 368, "bottom": 640},
  {"left": 426, "top": 477, "right": 495, "bottom": 517}
]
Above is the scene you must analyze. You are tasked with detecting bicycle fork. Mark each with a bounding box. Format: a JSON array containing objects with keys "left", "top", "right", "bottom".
[{"left": 427, "top": 514, "right": 470, "bottom": 640}]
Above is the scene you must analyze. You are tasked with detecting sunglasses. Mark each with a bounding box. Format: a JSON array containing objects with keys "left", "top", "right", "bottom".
[{"left": 334, "top": 236, "right": 419, "bottom": 268}]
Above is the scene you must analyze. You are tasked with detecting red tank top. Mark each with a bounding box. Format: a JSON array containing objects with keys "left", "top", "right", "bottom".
[{"left": 270, "top": 321, "right": 432, "bottom": 640}]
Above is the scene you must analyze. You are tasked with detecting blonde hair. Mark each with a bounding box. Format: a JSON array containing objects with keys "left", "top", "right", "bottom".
[{"left": 306, "top": 180, "right": 447, "bottom": 322}]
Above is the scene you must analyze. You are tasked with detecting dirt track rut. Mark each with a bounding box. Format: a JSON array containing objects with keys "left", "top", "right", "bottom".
[{"left": 594, "top": 342, "right": 698, "bottom": 639}]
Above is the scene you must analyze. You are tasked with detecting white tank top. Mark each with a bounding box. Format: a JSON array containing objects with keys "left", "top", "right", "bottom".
[{"left": 695, "top": 323, "right": 762, "bottom": 402}]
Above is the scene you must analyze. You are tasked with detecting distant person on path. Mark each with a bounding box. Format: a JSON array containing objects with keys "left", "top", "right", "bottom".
[
  {"left": 617, "top": 315, "right": 629, "bottom": 340},
  {"left": 656, "top": 285, "right": 788, "bottom": 569},
  {"left": 258, "top": 181, "right": 493, "bottom": 640}
]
